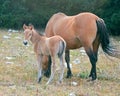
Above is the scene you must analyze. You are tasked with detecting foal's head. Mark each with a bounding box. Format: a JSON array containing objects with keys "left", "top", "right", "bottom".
[{"left": 23, "top": 24, "right": 34, "bottom": 45}]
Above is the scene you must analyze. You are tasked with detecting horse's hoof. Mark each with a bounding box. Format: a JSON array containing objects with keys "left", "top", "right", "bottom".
[
  {"left": 87, "top": 77, "right": 98, "bottom": 83},
  {"left": 87, "top": 77, "right": 92, "bottom": 82},
  {"left": 66, "top": 74, "right": 73, "bottom": 78}
]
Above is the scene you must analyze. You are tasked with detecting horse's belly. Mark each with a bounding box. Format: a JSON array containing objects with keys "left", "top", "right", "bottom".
[
  {"left": 65, "top": 38, "right": 82, "bottom": 49},
  {"left": 66, "top": 42, "right": 82, "bottom": 49}
]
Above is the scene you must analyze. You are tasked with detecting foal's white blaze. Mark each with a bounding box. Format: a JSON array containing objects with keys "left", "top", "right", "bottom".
[{"left": 23, "top": 40, "right": 28, "bottom": 43}]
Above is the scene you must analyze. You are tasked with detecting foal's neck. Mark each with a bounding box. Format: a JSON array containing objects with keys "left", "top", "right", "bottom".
[{"left": 30, "top": 29, "right": 45, "bottom": 44}]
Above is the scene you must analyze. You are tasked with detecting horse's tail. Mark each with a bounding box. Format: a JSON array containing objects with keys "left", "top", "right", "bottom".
[
  {"left": 96, "top": 18, "right": 120, "bottom": 58},
  {"left": 58, "top": 40, "right": 66, "bottom": 58}
]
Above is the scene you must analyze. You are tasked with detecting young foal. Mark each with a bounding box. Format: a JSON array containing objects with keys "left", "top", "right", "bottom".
[{"left": 23, "top": 24, "right": 66, "bottom": 84}]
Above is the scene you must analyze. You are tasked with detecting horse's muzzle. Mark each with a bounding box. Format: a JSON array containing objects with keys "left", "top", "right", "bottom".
[{"left": 23, "top": 40, "right": 28, "bottom": 45}]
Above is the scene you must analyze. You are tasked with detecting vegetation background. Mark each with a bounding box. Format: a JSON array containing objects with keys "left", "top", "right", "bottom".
[{"left": 0, "top": 0, "right": 120, "bottom": 35}]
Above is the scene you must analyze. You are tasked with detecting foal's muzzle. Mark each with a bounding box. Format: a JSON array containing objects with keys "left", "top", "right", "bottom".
[{"left": 23, "top": 40, "right": 28, "bottom": 45}]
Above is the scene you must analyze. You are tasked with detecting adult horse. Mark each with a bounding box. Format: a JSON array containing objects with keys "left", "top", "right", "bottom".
[{"left": 45, "top": 12, "right": 120, "bottom": 81}]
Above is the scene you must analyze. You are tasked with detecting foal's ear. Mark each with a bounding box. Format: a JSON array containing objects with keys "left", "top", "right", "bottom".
[
  {"left": 23, "top": 24, "right": 28, "bottom": 30},
  {"left": 29, "top": 24, "right": 34, "bottom": 30}
]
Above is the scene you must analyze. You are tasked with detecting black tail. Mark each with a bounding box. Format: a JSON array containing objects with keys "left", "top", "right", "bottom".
[
  {"left": 58, "top": 41, "right": 66, "bottom": 58},
  {"left": 96, "top": 18, "right": 120, "bottom": 59}
]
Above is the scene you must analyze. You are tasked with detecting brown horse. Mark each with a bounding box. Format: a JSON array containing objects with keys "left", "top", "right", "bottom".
[
  {"left": 45, "top": 12, "right": 120, "bottom": 81},
  {"left": 23, "top": 24, "right": 66, "bottom": 84}
]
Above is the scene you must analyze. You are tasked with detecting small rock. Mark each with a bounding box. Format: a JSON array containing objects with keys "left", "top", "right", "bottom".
[
  {"left": 15, "top": 36, "right": 22, "bottom": 40},
  {"left": 80, "top": 49, "right": 85, "bottom": 53},
  {"left": 72, "top": 58, "right": 80, "bottom": 64},
  {"left": 8, "top": 29, "right": 12, "bottom": 32},
  {"left": 5, "top": 56, "right": 15, "bottom": 60},
  {"left": 71, "top": 81, "right": 78, "bottom": 86},
  {"left": 9, "top": 85, "right": 16, "bottom": 89},
  {"left": 80, "top": 49, "right": 86, "bottom": 56},
  {"left": 6, "top": 62, "right": 14, "bottom": 64},
  {"left": 69, "top": 92, "right": 76, "bottom": 96},
  {"left": 12, "top": 30, "right": 19, "bottom": 33},
  {"left": 3, "top": 35, "right": 10, "bottom": 39}
]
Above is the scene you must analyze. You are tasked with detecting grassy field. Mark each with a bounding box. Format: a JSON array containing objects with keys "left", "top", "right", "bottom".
[{"left": 0, "top": 30, "right": 120, "bottom": 96}]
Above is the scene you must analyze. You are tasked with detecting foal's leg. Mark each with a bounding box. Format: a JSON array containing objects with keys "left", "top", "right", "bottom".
[
  {"left": 46, "top": 56, "right": 56, "bottom": 85},
  {"left": 85, "top": 47, "right": 97, "bottom": 81},
  {"left": 65, "top": 50, "right": 72, "bottom": 78},
  {"left": 37, "top": 55, "right": 43, "bottom": 83},
  {"left": 59, "top": 55, "right": 65, "bottom": 83},
  {"left": 44, "top": 56, "right": 51, "bottom": 78}
]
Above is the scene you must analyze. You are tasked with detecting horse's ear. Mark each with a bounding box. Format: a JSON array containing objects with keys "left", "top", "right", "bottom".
[{"left": 23, "top": 24, "right": 28, "bottom": 30}]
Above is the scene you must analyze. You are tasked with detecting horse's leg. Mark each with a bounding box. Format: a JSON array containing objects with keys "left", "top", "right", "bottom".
[
  {"left": 37, "top": 54, "right": 43, "bottom": 83},
  {"left": 85, "top": 47, "right": 97, "bottom": 81},
  {"left": 44, "top": 55, "right": 51, "bottom": 78},
  {"left": 58, "top": 55, "right": 65, "bottom": 83},
  {"left": 65, "top": 50, "right": 72, "bottom": 78},
  {"left": 89, "top": 40, "right": 100, "bottom": 79},
  {"left": 46, "top": 56, "right": 56, "bottom": 85}
]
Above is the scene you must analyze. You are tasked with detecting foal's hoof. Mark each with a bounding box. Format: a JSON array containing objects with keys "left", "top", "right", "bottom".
[
  {"left": 37, "top": 77, "right": 42, "bottom": 83},
  {"left": 66, "top": 75, "right": 72, "bottom": 78},
  {"left": 44, "top": 71, "right": 50, "bottom": 78},
  {"left": 44, "top": 73, "right": 50, "bottom": 78}
]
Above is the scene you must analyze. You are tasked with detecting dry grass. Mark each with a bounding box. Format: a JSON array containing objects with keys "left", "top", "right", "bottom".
[{"left": 0, "top": 30, "right": 120, "bottom": 96}]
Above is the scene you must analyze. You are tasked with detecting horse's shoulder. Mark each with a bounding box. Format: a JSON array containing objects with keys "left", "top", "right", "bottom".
[
  {"left": 47, "top": 12, "right": 66, "bottom": 27},
  {"left": 50, "top": 12, "right": 66, "bottom": 20}
]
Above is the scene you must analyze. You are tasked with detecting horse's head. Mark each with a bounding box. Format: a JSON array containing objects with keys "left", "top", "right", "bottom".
[{"left": 23, "top": 24, "right": 34, "bottom": 45}]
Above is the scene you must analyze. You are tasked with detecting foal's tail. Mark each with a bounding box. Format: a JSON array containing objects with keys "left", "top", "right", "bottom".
[
  {"left": 96, "top": 18, "right": 120, "bottom": 59},
  {"left": 58, "top": 40, "right": 66, "bottom": 57}
]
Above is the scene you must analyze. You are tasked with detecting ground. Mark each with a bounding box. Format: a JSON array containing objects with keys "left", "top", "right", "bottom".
[{"left": 0, "top": 30, "right": 120, "bottom": 96}]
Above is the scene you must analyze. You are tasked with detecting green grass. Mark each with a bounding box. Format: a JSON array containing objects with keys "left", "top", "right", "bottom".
[{"left": 0, "top": 30, "right": 120, "bottom": 96}]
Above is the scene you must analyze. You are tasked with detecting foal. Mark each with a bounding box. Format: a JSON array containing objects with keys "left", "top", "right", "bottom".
[{"left": 23, "top": 24, "right": 66, "bottom": 84}]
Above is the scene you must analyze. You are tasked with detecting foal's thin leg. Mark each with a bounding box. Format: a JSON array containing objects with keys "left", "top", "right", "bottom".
[
  {"left": 65, "top": 50, "right": 72, "bottom": 78},
  {"left": 44, "top": 56, "right": 51, "bottom": 78},
  {"left": 37, "top": 55, "right": 43, "bottom": 83},
  {"left": 46, "top": 56, "right": 56, "bottom": 85},
  {"left": 59, "top": 55, "right": 65, "bottom": 83}
]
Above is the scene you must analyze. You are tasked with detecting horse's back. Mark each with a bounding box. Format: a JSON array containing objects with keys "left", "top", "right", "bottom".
[{"left": 45, "top": 12, "right": 100, "bottom": 49}]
